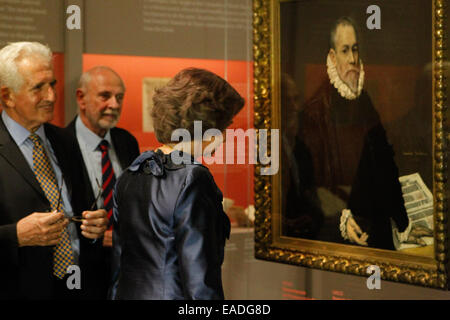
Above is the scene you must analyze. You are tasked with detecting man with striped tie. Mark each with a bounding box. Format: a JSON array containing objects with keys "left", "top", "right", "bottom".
[
  {"left": 0, "top": 42, "right": 109, "bottom": 299},
  {"left": 65, "top": 66, "right": 139, "bottom": 298}
]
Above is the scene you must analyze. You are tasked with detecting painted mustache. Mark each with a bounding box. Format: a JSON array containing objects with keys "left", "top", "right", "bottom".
[{"left": 345, "top": 68, "right": 360, "bottom": 76}]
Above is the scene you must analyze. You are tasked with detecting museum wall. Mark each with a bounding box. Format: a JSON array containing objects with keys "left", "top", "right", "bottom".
[
  {"left": 0, "top": 0, "right": 254, "bottom": 211},
  {"left": 0, "top": 0, "right": 450, "bottom": 299},
  {"left": 81, "top": 0, "right": 254, "bottom": 210}
]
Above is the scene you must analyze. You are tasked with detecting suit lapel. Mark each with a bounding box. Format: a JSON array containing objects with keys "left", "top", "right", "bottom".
[
  {"left": 0, "top": 116, "right": 47, "bottom": 200},
  {"left": 66, "top": 117, "right": 77, "bottom": 134},
  {"left": 67, "top": 118, "right": 96, "bottom": 208},
  {"left": 111, "top": 129, "right": 129, "bottom": 170}
]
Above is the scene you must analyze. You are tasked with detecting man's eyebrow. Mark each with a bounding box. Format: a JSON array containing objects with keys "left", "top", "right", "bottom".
[
  {"left": 98, "top": 90, "right": 124, "bottom": 97},
  {"left": 31, "top": 79, "right": 57, "bottom": 89},
  {"left": 30, "top": 81, "right": 45, "bottom": 90}
]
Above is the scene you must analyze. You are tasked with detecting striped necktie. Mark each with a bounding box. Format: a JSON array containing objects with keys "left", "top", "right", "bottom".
[
  {"left": 99, "top": 140, "right": 116, "bottom": 229},
  {"left": 29, "top": 133, "right": 74, "bottom": 279}
]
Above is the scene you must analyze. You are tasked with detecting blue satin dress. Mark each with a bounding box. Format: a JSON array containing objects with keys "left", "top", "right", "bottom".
[{"left": 111, "top": 149, "right": 230, "bottom": 300}]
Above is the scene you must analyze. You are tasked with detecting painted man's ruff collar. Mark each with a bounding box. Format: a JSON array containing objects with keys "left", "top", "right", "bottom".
[{"left": 326, "top": 53, "right": 365, "bottom": 100}]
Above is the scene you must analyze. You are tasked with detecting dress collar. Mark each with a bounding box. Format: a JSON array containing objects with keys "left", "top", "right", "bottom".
[{"left": 129, "top": 149, "right": 200, "bottom": 176}]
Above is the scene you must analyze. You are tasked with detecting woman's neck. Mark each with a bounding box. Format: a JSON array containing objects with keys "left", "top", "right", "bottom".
[
  {"left": 157, "top": 139, "right": 218, "bottom": 157},
  {"left": 156, "top": 144, "right": 175, "bottom": 155}
]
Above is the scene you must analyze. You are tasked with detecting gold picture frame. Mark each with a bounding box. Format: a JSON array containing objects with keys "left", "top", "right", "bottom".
[{"left": 253, "top": 0, "right": 449, "bottom": 289}]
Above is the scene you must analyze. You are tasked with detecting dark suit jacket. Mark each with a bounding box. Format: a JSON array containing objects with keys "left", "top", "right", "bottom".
[
  {"left": 0, "top": 115, "right": 105, "bottom": 299},
  {"left": 65, "top": 117, "right": 140, "bottom": 297}
]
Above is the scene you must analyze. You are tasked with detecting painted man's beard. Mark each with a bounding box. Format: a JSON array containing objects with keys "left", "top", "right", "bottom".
[{"left": 342, "top": 69, "right": 360, "bottom": 93}]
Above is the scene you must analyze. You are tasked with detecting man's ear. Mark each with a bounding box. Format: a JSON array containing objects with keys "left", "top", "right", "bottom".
[
  {"left": 76, "top": 88, "right": 86, "bottom": 109},
  {"left": 329, "top": 48, "right": 337, "bottom": 65},
  {"left": 0, "top": 86, "right": 15, "bottom": 108}
]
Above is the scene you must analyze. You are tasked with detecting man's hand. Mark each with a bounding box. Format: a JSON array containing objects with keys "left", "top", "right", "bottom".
[
  {"left": 346, "top": 216, "right": 369, "bottom": 246},
  {"left": 16, "top": 211, "right": 68, "bottom": 247},
  {"left": 103, "top": 230, "right": 112, "bottom": 247},
  {"left": 80, "top": 209, "right": 108, "bottom": 239}
]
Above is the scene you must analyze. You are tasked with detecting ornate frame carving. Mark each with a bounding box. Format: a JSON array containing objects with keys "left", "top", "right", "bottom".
[{"left": 253, "top": 0, "right": 449, "bottom": 289}]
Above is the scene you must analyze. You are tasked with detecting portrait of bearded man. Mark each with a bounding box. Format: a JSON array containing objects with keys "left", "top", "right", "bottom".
[{"left": 282, "top": 16, "right": 430, "bottom": 250}]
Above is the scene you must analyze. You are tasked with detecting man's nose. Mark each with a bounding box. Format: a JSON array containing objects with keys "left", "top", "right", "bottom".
[
  {"left": 108, "top": 96, "right": 120, "bottom": 109},
  {"left": 349, "top": 51, "right": 356, "bottom": 64},
  {"left": 45, "top": 85, "right": 57, "bottom": 102}
]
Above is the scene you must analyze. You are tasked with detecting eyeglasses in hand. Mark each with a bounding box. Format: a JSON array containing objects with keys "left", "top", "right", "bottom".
[{"left": 71, "top": 178, "right": 102, "bottom": 223}]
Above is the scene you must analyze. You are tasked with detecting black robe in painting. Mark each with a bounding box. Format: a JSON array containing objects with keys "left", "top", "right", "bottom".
[{"left": 283, "top": 81, "right": 409, "bottom": 250}]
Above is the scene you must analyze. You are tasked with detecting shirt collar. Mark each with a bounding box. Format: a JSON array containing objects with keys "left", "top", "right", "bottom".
[
  {"left": 1, "top": 110, "right": 47, "bottom": 146},
  {"left": 75, "top": 115, "right": 113, "bottom": 151}
]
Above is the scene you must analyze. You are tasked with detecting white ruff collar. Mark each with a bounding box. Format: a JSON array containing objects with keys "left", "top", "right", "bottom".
[{"left": 326, "top": 53, "right": 364, "bottom": 100}]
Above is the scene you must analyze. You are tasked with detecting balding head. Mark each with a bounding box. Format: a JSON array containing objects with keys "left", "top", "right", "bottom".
[
  {"left": 329, "top": 17, "right": 359, "bottom": 50},
  {"left": 76, "top": 66, "right": 125, "bottom": 137},
  {"left": 78, "top": 66, "right": 125, "bottom": 93}
]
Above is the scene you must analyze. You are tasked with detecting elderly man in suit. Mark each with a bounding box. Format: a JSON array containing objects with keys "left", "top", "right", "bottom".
[
  {"left": 0, "top": 41, "right": 109, "bottom": 299},
  {"left": 65, "top": 66, "right": 140, "bottom": 297}
]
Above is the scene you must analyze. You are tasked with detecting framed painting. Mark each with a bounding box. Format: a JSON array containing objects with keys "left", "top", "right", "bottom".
[{"left": 253, "top": 0, "right": 449, "bottom": 288}]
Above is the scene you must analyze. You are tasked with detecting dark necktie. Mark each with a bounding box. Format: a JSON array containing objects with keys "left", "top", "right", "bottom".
[
  {"left": 29, "top": 133, "right": 74, "bottom": 279},
  {"left": 99, "top": 140, "right": 116, "bottom": 229}
]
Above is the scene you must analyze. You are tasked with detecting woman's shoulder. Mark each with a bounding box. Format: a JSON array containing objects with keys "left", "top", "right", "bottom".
[{"left": 183, "top": 162, "right": 214, "bottom": 185}]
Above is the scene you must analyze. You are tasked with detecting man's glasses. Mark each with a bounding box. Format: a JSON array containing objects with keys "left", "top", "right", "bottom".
[
  {"left": 56, "top": 181, "right": 78, "bottom": 222},
  {"left": 91, "top": 178, "right": 103, "bottom": 209},
  {"left": 57, "top": 178, "right": 102, "bottom": 222},
  {"left": 69, "top": 178, "right": 103, "bottom": 223}
]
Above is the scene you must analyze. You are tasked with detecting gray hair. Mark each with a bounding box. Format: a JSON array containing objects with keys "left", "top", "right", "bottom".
[
  {"left": 78, "top": 66, "right": 126, "bottom": 92},
  {"left": 0, "top": 42, "right": 53, "bottom": 93},
  {"left": 329, "top": 17, "right": 359, "bottom": 50}
]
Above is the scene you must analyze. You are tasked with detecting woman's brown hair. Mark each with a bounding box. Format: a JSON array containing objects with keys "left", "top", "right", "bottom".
[{"left": 151, "top": 68, "right": 245, "bottom": 144}]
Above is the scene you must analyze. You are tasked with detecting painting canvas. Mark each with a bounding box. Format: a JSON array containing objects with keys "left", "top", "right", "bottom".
[{"left": 253, "top": 0, "right": 449, "bottom": 289}]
